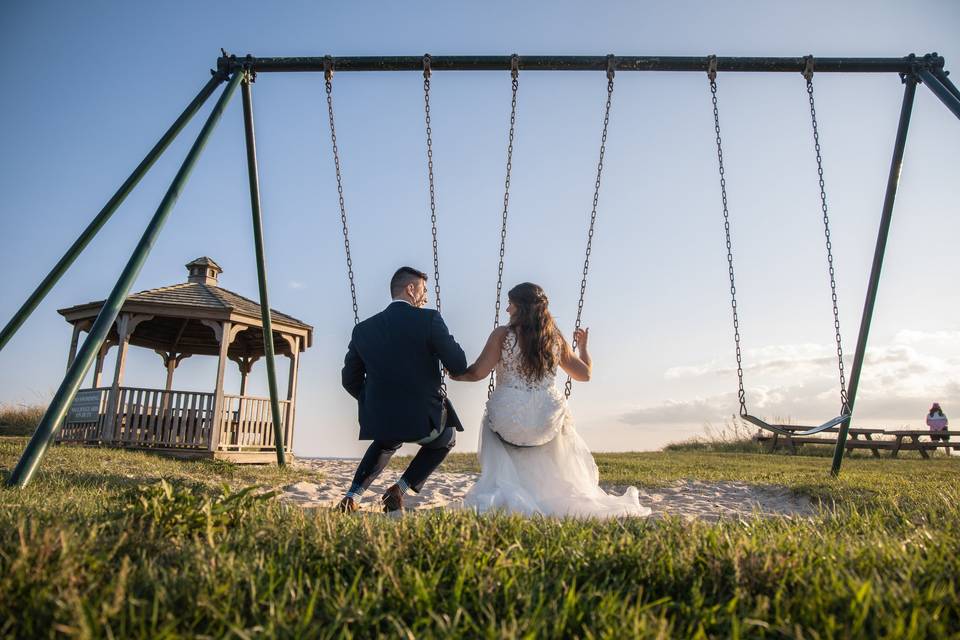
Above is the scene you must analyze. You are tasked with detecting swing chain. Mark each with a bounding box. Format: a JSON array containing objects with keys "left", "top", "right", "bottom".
[
  {"left": 707, "top": 55, "right": 748, "bottom": 417},
  {"left": 803, "top": 56, "right": 850, "bottom": 415},
  {"left": 324, "top": 56, "right": 359, "bottom": 325},
  {"left": 423, "top": 53, "right": 447, "bottom": 399},
  {"left": 565, "top": 54, "right": 615, "bottom": 399},
  {"left": 488, "top": 54, "right": 520, "bottom": 399}
]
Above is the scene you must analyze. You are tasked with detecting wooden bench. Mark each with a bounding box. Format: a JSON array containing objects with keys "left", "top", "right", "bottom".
[
  {"left": 885, "top": 430, "right": 960, "bottom": 459},
  {"left": 754, "top": 426, "right": 888, "bottom": 457}
]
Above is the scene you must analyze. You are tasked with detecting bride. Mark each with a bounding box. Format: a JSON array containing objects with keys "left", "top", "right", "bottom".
[{"left": 451, "top": 283, "right": 650, "bottom": 518}]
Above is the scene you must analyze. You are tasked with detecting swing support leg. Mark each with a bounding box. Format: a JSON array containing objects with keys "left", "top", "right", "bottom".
[
  {"left": 6, "top": 71, "right": 243, "bottom": 488},
  {"left": 240, "top": 70, "right": 286, "bottom": 466},
  {"left": 932, "top": 69, "right": 960, "bottom": 103},
  {"left": 0, "top": 74, "right": 225, "bottom": 355},
  {"left": 831, "top": 76, "right": 917, "bottom": 477},
  {"left": 917, "top": 68, "right": 960, "bottom": 121}
]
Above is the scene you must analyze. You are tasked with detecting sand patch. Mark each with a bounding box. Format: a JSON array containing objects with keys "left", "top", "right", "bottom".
[{"left": 279, "top": 458, "right": 816, "bottom": 520}]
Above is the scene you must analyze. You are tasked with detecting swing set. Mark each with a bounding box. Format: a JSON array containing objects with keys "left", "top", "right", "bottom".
[{"left": 3, "top": 52, "right": 959, "bottom": 487}]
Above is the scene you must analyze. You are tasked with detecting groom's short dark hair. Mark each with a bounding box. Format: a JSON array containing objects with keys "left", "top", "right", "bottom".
[{"left": 390, "top": 266, "right": 428, "bottom": 298}]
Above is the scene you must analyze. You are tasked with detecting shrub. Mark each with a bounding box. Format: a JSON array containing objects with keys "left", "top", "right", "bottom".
[{"left": 0, "top": 403, "right": 45, "bottom": 436}]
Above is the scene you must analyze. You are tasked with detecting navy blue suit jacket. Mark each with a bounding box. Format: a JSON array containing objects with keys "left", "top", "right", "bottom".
[{"left": 341, "top": 301, "right": 468, "bottom": 442}]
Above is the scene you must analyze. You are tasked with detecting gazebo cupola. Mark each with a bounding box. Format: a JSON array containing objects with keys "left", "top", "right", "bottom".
[
  {"left": 186, "top": 256, "right": 223, "bottom": 286},
  {"left": 55, "top": 257, "right": 313, "bottom": 462}
]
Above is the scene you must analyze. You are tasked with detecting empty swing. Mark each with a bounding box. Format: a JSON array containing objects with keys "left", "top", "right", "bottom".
[{"left": 706, "top": 55, "right": 851, "bottom": 437}]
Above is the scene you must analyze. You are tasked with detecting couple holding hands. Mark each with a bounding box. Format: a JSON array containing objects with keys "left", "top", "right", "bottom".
[{"left": 339, "top": 266, "right": 649, "bottom": 518}]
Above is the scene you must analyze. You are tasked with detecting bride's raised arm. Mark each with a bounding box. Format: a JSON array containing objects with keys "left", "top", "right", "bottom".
[
  {"left": 559, "top": 327, "right": 592, "bottom": 382},
  {"left": 449, "top": 326, "right": 510, "bottom": 382}
]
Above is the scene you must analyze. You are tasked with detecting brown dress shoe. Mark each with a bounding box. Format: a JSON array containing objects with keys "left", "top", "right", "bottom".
[
  {"left": 337, "top": 496, "right": 358, "bottom": 513},
  {"left": 382, "top": 484, "right": 404, "bottom": 513}
]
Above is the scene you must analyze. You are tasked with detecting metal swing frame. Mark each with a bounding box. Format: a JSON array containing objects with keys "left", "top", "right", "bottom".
[{"left": 2, "top": 52, "right": 958, "bottom": 486}]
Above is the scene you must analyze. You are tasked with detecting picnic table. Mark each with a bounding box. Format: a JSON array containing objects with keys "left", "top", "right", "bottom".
[
  {"left": 885, "top": 430, "right": 960, "bottom": 459},
  {"left": 755, "top": 425, "right": 887, "bottom": 456},
  {"left": 755, "top": 425, "right": 959, "bottom": 458}
]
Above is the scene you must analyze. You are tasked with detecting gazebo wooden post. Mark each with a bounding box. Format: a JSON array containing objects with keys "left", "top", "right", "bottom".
[
  {"left": 285, "top": 336, "right": 300, "bottom": 446},
  {"left": 91, "top": 341, "right": 112, "bottom": 388},
  {"left": 230, "top": 354, "right": 259, "bottom": 398},
  {"left": 102, "top": 314, "right": 131, "bottom": 442},
  {"left": 165, "top": 356, "right": 176, "bottom": 390},
  {"left": 209, "top": 320, "right": 232, "bottom": 453},
  {"left": 103, "top": 313, "right": 152, "bottom": 442},
  {"left": 156, "top": 350, "right": 190, "bottom": 415},
  {"left": 237, "top": 357, "right": 250, "bottom": 396},
  {"left": 66, "top": 323, "right": 83, "bottom": 371}
]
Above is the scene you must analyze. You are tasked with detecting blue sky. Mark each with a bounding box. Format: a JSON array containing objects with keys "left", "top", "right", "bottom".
[{"left": 1, "top": 1, "right": 958, "bottom": 457}]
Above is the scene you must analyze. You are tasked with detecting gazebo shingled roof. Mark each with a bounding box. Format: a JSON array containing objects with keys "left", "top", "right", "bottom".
[{"left": 57, "top": 257, "right": 313, "bottom": 358}]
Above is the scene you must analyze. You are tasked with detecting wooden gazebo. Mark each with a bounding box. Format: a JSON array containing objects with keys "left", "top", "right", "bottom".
[{"left": 56, "top": 257, "right": 313, "bottom": 462}]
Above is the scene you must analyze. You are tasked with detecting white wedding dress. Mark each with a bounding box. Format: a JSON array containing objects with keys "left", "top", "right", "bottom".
[{"left": 463, "top": 330, "right": 651, "bottom": 518}]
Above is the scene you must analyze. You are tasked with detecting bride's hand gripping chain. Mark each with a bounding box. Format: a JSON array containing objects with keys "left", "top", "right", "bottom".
[
  {"left": 574, "top": 327, "right": 589, "bottom": 352},
  {"left": 560, "top": 327, "right": 592, "bottom": 382}
]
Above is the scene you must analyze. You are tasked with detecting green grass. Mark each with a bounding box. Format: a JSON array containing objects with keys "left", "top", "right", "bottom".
[{"left": 2, "top": 438, "right": 960, "bottom": 638}]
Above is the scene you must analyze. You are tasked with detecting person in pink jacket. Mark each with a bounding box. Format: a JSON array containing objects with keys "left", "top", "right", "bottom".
[{"left": 926, "top": 403, "right": 949, "bottom": 450}]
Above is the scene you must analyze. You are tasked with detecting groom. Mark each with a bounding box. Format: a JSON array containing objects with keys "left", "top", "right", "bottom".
[{"left": 339, "top": 266, "right": 468, "bottom": 513}]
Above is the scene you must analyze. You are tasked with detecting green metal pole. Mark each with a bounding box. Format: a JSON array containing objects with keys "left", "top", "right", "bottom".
[
  {"left": 830, "top": 77, "right": 917, "bottom": 477},
  {"left": 240, "top": 71, "right": 286, "bottom": 466},
  {"left": 6, "top": 71, "right": 243, "bottom": 488},
  {"left": 0, "top": 74, "right": 225, "bottom": 354}
]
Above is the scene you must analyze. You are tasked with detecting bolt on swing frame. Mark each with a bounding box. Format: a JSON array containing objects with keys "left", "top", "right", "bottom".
[{"left": 4, "top": 52, "right": 959, "bottom": 486}]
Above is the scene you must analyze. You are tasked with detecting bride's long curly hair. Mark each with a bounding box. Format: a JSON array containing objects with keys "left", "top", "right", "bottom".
[{"left": 507, "top": 283, "right": 564, "bottom": 381}]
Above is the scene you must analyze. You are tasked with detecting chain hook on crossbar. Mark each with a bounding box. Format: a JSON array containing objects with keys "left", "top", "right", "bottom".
[
  {"left": 324, "top": 54, "right": 334, "bottom": 83},
  {"left": 802, "top": 54, "right": 815, "bottom": 82},
  {"left": 707, "top": 54, "right": 718, "bottom": 82},
  {"left": 242, "top": 54, "right": 256, "bottom": 83}
]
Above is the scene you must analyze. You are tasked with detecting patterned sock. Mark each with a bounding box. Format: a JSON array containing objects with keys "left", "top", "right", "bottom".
[
  {"left": 396, "top": 478, "right": 411, "bottom": 494},
  {"left": 345, "top": 484, "right": 365, "bottom": 501}
]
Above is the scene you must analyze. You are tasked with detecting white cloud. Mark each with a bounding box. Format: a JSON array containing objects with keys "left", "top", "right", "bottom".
[
  {"left": 624, "top": 331, "right": 960, "bottom": 430},
  {"left": 893, "top": 329, "right": 960, "bottom": 346},
  {"left": 288, "top": 280, "right": 306, "bottom": 289}
]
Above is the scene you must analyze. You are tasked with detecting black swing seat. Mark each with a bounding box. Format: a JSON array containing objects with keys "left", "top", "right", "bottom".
[
  {"left": 741, "top": 413, "right": 851, "bottom": 438},
  {"left": 492, "top": 429, "right": 558, "bottom": 449}
]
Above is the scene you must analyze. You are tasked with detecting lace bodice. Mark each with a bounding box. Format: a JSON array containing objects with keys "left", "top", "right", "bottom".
[{"left": 494, "top": 329, "right": 559, "bottom": 392}]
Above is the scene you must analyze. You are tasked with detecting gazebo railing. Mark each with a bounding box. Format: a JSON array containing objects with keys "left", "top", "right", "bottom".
[
  {"left": 114, "top": 387, "right": 215, "bottom": 448},
  {"left": 58, "top": 386, "right": 216, "bottom": 449},
  {"left": 56, "top": 386, "right": 292, "bottom": 454},
  {"left": 218, "top": 394, "right": 293, "bottom": 452}
]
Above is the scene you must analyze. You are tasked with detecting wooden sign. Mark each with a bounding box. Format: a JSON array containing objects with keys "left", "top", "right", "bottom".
[{"left": 66, "top": 390, "right": 102, "bottom": 424}]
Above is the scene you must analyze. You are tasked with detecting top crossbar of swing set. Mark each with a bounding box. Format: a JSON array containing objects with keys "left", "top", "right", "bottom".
[{"left": 222, "top": 53, "right": 940, "bottom": 75}]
